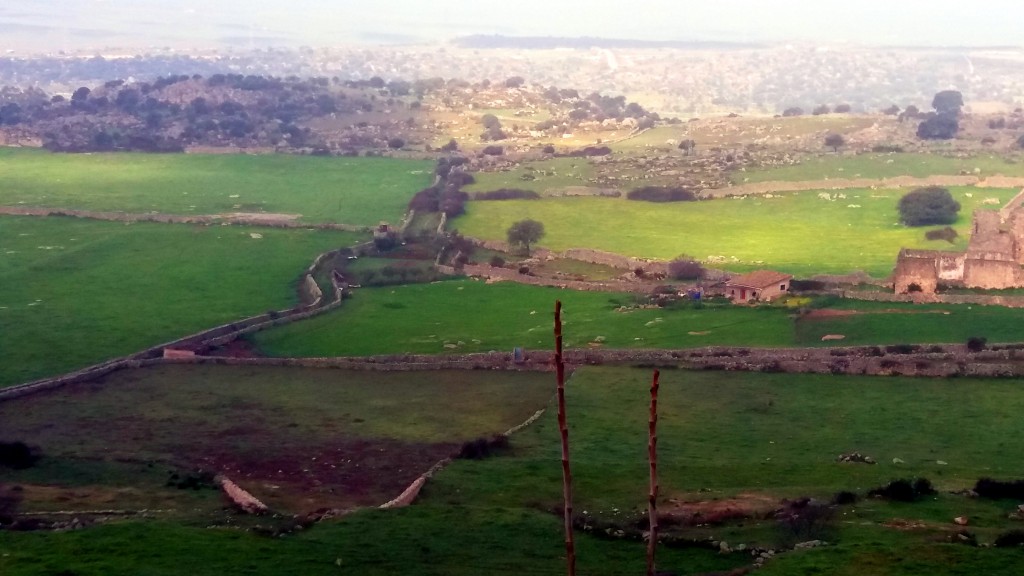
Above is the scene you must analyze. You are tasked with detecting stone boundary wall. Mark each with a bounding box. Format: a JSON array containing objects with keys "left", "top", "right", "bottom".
[
  {"left": 0, "top": 205, "right": 370, "bottom": 232},
  {"left": 707, "top": 175, "right": 1014, "bottom": 198},
  {"left": 829, "top": 289, "right": 1024, "bottom": 308},
  {"left": 438, "top": 264, "right": 650, "bottom": 293}
]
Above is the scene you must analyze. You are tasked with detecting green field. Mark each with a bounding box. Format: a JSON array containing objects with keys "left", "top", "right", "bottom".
[
  {"left": 252, "top": 280, "right": 1024, "bottom": 357},
  {"left": 454, "top": 187, "right": 1020, "bottom": 276},
  {"left": 0, "top": 149, "right": 432, "bottom": 225},
  {"left": 739, "top": 152, "right": 1024, "bottom": 183},
  {"left": 463, "top": 157, "right": 595, "bottom": 194},
  {"left": 252, "top": 279, "right": 797, "bottom": 356},
  {"left": 0, "top": 364, "right": 553, "bottom": 512},
  {"left": 424, "top": 367, "right": 1024, "bottom": 572},
  {"left": 0, "top": 215, "right": 363, "bottom": 387}
]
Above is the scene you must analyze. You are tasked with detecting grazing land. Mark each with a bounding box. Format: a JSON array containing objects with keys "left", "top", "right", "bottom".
[
  {"left": 0, "top": 364, "right": 553, "bottom": 513},
  {"left": 0, "top": 215, "right": 363, "bottom": 387},
  {"left": 0, "top": 149, "right": 433, "bottom": 226},
  {"left": 454, "top": 187, "right": 1019, "bottom": 276},
  {"left": 251, "top": 279, "right": 797, "bottom": 356},
  {"left": 427, "top": 367, "right": 1024, "bottom": 572},
  {"left": 463, "top": 157, "right": 594, "bottom": 195},
  {"left": 739, "top": 152, "right": 1024, "bottom": 183}
]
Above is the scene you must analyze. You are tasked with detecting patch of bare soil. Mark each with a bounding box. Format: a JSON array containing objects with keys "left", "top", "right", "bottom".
[
  {"left": 664, "top": 493, "right": 780, "bottom": 525},
  {"left": 205, "top": 338, "right": 263, "bottom": 358},
  {"left": 218, "top": 212, "right": 303, "bottom": 225},
  {"left": 194, "top": 438, "right": 456, "bottom": 513}
]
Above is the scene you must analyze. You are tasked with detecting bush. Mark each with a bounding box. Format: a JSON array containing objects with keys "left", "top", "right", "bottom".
[
  {"left": 0, "top": 442, "right": 39, "bottom": 469},
  {"left": 386, "top": 137, "right": 405, "bottom": 149},
  {"left": 668, "top": 257, "right": 705, "bottom": 280},
  {"left": 974, "top": 478, "right": 1024, "bottom": 500},
  {"left": 967, "top": 336, "right": 988, "bottom": 352},
  {"left": 832, "top": 491, "right": 859, "bottom": 505},
  {"left": 790, "top": 279, "right": 826, "bottom": 291},
  {"left": 567, "top": 145, "right": 612, "bottom": 157},
  {"left": 925, "top": 226, "right": 958, "bottom": 243},
  {"left": 473, "top": 189, "right": 541, "bottom": 201},
  {"left": 995, "top": 530, "right": 1024, "bottom": 547},
  {"left": 868, "top": 478, "right": 935, "bottom": 502},
  {"left": 782, "top": 107, "right": 804, "bottom": 117},
  {"left": 489, "top": 256, "right": 506, "bottom": 268},
  {"left": 626, "top": 186, "right": 698, "bottom": 203},
  {"left": 898, "top": 186, "right": 961, "bottom": 226},
  {"left": 775, "top": 499, "right": 837, "bottom": 547},
  {"left": 166, "top": 470, "right": 217, "bottom": 490},
  {"left": 481, "top": 145, "right": 504, "bottom": 156},
  {"left": 885, "top": 344, "right": 919, "bottom": 354},
  {"left": 456, "top": 435, "right": 510, "bottom": 460}
]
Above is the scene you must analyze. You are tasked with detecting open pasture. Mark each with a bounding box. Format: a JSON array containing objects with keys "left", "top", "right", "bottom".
[
  {"left": 462, "top": 157, "right": 595, "bottom": 195},
  {"left": 454, "top": 186, "right": 1020, "bottom": 276},
  {"left": 252, "top": 280, "right": 1024, "bottom": 357},
  {"left": 739, "top": 152, "right": 1024, "bottom": 183},
  {"left": 251, "top": 279, "right": 797, "bottom": 357},
  {"left": 425, "top": 367, "right": 1024, "bottom": 572},
  {"left": 0, "top": 149, "right": 432, "bottom": 226},
  {"left": 0, "top": 364, "right": 553, "bottom": 514},
  {"left": 0, "top": 215, "right": 363, "bottom": 387}
]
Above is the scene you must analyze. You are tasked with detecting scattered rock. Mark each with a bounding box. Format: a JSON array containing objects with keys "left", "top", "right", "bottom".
[
  {"left": 892, "top": 457, "right": 905, "bottom": 464},
  {"left": 837, "top": 452, "right": 876, "bottom": 464},
  {"left": 954, "top": 516, "right": 969, "bottom": 526}
]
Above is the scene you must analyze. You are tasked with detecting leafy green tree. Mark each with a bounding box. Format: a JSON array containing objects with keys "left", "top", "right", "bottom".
[
  {"left": 824, "top": 133, "right": 845, "bottom": 153},
  {"left": 898, "top": 187, "right": 961, "bottom": 226},
  {"left": 506, "top": 219, "right": 545, "bottom": 255}
]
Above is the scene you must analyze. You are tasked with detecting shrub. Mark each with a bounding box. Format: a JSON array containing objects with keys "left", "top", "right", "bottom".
[
  {"left": 568, "top": 145, "right": 612, "bottom": 157},
  {"left": 166, "top": 470, "right": 217, "bottom": 490},
  {"left": 868, "top": 478, "right": 935, "bottom": 502},
  {"left": 790, "top": 279, "right": 826, "bottom": 291},
  {"left": 974, "top": 477, "right": 1024, "bottom": 499},
  {"left": 0, "top": 441, "right": 39, "bottom": 469},
  {"left": 885, "top": 344, "right": 919, "bottom": 354},
  {"left": 489, "top": 256, "right": 506, "bottom": 267},
  {"left": 898, "top": 186, "right": 961, "bottom": 226},
  {"left": 439, "top": 138, "right": 459, "bottom": 152},
  {"left": 775, "top": 499, "right": 837, "bottom": 547},
  {"left": 832, "top": 491, "right": 859, "bottom": 505},
  {"left": 925, "top": 226, "right": 959, "bottom": 243},
  {"left": 872, "top": 144, "right": 905, "bottom": 153},
  {"left": 456, "top": 435, "right": 510, "bottom": 460},
  {"left": 907, "top": 282, "right": 923, "bottom": 293},
  {"left": 782, "top": 107, "right": 804, "bottom": 117},
  {"left": 473, "top": 189, "right": 541, "bottom": 201},
  {"left": 967, "top": 336, "right": 988, "bottom": 352},
  {"left": 481, "top": 145, "right": 504, "bottom": 156},
  {"left": 995, "top": 530, "right": 1024, "bottom": 547},
  {"left": 626, "top": 186, "right": 698, "bottom": 203},
  {"left": 668, "top": 257, "right": 705, "bottom": 280},
  {"left": 386, "top": 137, "right": 405, "bottom": 149}
]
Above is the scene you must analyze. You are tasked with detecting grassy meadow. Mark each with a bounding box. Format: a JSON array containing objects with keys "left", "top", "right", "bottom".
[
  {"left": 454, "top": 186, "right": 1019, "bottom": 276},
  {"left": 739, "top": 152, "right": 1024, "bottom": 183},
  {"left": 462, "top": 157, "right": 595, "bottom": 194},
  {"left": 0, "top": 149, "right": 432, "bottom": 225},
  {"left": 252, "top": 279, "right": 1024, "bottom": 357},
  {"left": 0, "top": 215, "right": 364, "bottom": 387}
]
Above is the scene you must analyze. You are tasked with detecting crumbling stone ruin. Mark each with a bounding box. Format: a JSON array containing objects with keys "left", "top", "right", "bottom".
[{"left": 894, "top": 189, "right": 1024, "bottom": 293}]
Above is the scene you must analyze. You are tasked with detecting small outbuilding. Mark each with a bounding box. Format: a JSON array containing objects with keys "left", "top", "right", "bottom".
[{"left": 724, "top": 270, "right": 793, "bottom": 303}]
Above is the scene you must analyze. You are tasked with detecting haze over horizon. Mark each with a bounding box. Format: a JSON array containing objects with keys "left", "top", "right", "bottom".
[{"left": 2, "top": 0, "right": 1024, "bottom": 53}]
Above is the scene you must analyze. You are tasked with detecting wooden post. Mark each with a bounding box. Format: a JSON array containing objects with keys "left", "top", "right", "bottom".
[
  {"left": 554, "top": 300, "right": 576, "bottom": 576},
  {"left": 647, "top": 370, "right": 661, "bottom": 576}
]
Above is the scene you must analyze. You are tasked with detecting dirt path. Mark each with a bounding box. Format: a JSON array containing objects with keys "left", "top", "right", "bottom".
[{"left": 705, "top": 175, "right": 1024, "bottom": 198}]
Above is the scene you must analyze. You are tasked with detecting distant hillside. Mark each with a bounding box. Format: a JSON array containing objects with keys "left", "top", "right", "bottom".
[{"left": 454, "top": 34, "right": 764, "bottom": 51}]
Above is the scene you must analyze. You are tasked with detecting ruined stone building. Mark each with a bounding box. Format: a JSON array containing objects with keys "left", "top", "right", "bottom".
[{"left": 893, "top": 190, "right": 1024, "bottom": 293}]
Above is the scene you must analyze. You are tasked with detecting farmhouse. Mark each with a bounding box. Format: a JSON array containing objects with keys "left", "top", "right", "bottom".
[
  {"left": 893, "top": 190, "right": 1024, "bottom": 293},
  {"left": 724, "top": 270, "right": 793, "bottom": 303}
]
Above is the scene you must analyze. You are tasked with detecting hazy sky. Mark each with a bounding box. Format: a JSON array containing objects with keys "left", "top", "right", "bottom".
[{"left": 2, "top": 0, "right": 1023, "bottom": 51}]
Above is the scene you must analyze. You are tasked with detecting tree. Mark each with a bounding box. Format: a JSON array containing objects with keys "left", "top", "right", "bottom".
[
  {"left": 932, "top": 90, "right": 964, "bottom": 116},
  {"left": 782, "top": 107, "right": 804, "bottom": 117},
  {"left": 882, "top": 104, "right": 901, "bottom": 116},
  {"left": 507, "top": 219, "right": 545, "bottom": 255},
  {"left": 898, "top": 186, "right": 961, "bottom": 226},
  {"left": 387, "top": 137, "right": 406, "bottom": 149},
  {"left": 916, "top": 113, "right": 959, "bottom": 140},
  {"left": 834, "top": 103, "right": 852, "bottom": 113},
  {"left": 668, "top": 257, "right": 705, "bottom": 280},
  {"left": 481, "top": 113, "right": 502, "bottom": 130},
  {"left": 824, "top": 133, "right": 845, "bottom": 153},
  {"left": 504, "top": 76, "right": 525, "bottom": 88},
  {"left": 812, "top": 104, "right": 831, "bottom": 116},
  {"left": 677, "top": 139, "right": 696, "bottom": 156},
  {"left": 71, "top": 86, "right": 91, "bottom": 102}
]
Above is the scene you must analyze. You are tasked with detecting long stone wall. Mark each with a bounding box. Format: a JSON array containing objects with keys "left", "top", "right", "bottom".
[{"left": 0, "top": 206, "right": 370, "bottom": 232}]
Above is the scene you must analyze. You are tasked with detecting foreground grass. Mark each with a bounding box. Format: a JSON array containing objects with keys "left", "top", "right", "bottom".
[
  {"left": 454, "top": 186, "right": 1018, "bottom": 276},
  {"left": 0, "top": 149, "right": 432, "bottom": 225},
  {"left": 0, "top": 508, "right": 749, "bottom": 576},
  {"left": 739, "top": 152, "right": 1024, "bottom": 183},
  {"left": 0, "top": 216, "right": 363, "bottom": 387},
  {"left": 429, "top": 367, "right": 1024, "bottom": 509}
]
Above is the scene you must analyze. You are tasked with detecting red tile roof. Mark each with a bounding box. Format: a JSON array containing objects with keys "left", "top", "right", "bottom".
[{"left": 725, "top": 270, "right": 793, "bottom": 289}]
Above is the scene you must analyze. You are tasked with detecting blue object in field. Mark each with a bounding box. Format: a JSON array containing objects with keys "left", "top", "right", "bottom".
[{"left": 513, "top": 347, "right": 525, "bottom": 363}]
